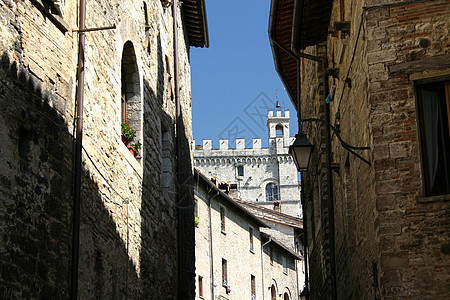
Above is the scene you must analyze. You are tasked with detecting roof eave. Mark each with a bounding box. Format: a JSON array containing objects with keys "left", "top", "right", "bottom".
[
  {"left": 182, "top": 0, "right": 210, "bottom": 48},
  {"left": 195, "top": 169, "right": 269, "bottom": 228},
  {"left": 262, "top": 232, "right": 303, "bottom": 260},
  {"left": 268, "top": 0, "right": 298, "bottom": 109}
]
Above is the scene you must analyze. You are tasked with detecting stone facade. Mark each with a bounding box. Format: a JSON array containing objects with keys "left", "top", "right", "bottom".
[
  {"left": 194, "top": 109, "right": 301, "bottom": 218},
  {"left": 194, "top": 169, "right": 301, "bottom": 300},
  {"left": 270, "top": 0, "right": 450, "bottom": 299},
  {"left": 262, "top": 233, "right": 302, "bottom": 300},
  {"left": 0, "top": 0, "right": 207, "bottom": 298},
  {"left": 238, "top": 199, "right": 306, "bottom": 298}
]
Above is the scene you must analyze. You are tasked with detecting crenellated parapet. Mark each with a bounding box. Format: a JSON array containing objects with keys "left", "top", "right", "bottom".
[
  {"left": 193, "top": 136, "right": 295, "bottom": 151},
  {"left": 194, "top": 153, "right": 294, "bottom": 168}
]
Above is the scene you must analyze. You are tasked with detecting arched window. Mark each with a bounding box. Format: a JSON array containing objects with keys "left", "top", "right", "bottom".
[
  {"left": 284, "top": 292, "right": 290, "bottom": 300},
  {"left": 266, "top": 183, "right": 279, "bottom": 201},
  {"left": 271, "top": 285, "right": 277, "bottom": 300},
  {"left": 237, "top": 165, "right": 244, "bottom": 176},
  {"left": 276, "top": 124, "right": 284, "bottom": 136},
  {"left": 121, "top": 41, "right": 141, "bottom": 148}
]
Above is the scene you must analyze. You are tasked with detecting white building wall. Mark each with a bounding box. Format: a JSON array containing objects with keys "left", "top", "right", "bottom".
[{"left": 194, "top": 187, "right": 264, "bottom": 299}]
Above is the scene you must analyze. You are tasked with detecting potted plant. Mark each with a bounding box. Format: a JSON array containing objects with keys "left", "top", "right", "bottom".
[
  {"left": 121, "top": 121, "right": 136, "bottom": 146},
  {"left": 128, "top": 141, "right": 142, "bottom": 158}
]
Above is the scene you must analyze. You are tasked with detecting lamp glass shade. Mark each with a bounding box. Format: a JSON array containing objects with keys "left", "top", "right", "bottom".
[{"left": 289, "top": 133, "right": 314, "bottom": 171}]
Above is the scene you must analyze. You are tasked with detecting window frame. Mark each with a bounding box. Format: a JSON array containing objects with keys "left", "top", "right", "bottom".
[
  {"left": 282, "top": 255, "right": 288, "bottom": 275},
  {"left": 237, "top": 165, "right": 244, "bottom": 176},
  {"left": 249, "top": 226, "right": 254, "bottom": 252},
  {"left": 222, "top": 258, "right": 228, "bottom": 286},
  {"left": 251, "top": 274, "right": 256, "bottom": 298},
  {"left": 415, "top": 79, "right": 450, "bottom": 197},
  {"left": 220, "top": 206, "right": 226, "bottom": 233},
  {"left": 198, "top": 275, "right": 203, "bottom": 298},
  {"left": 30, "top": 0, "right": 69, "bottom": 32},
  {"left": 266, "top": 183, "right": 280, "bottom": 201}
]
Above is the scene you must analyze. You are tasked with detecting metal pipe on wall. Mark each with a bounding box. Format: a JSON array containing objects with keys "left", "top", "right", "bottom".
[
  {"left": 71, "top": 0, "right": 86, "bottom": 298},
  {"left": 323, "top": 58, "right": 338, "bottom": 300}
]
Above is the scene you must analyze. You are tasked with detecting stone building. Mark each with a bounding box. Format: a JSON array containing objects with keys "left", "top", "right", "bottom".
[
  {"left": 194, "top": 109, "right": 301, "bottom": 218},
  {"left": 194, "top": 169, "right": 302, "bottom": 300},
  {"left": 237, "top": 199, "right": 306, "bottom": 298},
  {"left": 269, "top": 0, "right": 449, "bottom": 299},
  {"left": 0, "top": 0, "right": 207, "bottom": 299}
]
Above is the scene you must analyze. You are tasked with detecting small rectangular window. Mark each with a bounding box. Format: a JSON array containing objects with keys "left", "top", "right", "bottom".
[
  {"left": 249, "top": 226, "right": 254, "bottom": 251},
  {"left": 282, "top": 256, "right": 287, "bottom": 274},
  {"left": 237, "top": 165, "right": 244, "bottom": 176},
  {"left": 222, "top": 258, "right": 228, "bottom": 285},
  {"left": 220, "top": 206, "right": 226, "bottom": 232},
  {"left": 198, "top": 275, "right": 203, "bottom": 297},
  {"left": 416, "top": 80, "right": 450, "bottom": 196},
  {"left": 251, "top": 274, "right": 256, "bottom": 297}
]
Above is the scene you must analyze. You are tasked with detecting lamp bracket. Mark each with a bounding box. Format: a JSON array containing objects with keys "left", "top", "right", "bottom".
[{"left": 299, "top": 118, "right": 371, "bottom": 166}]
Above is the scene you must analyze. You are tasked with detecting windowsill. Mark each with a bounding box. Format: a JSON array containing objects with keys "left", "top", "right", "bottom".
[
  {"left": 30, "top": 0, "right": 70, "bottom": 32},
  {"left": 221, "top": 230, "right": 227, "bottom": 235},
  {"left": 119, "top": 139, "right": 143, "bottom": 177},
  {"left": 249, "top": 249, "right": 255, "bottom": 254},
  {"left": 199, "top": 297, "right": 205, "bottom": 299},
  {"left": 417, "top": 194, "right": 450, "bottom": 203}
]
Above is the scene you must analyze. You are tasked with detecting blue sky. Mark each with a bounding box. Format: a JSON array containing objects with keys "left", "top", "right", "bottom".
[{"left": 190, "top": 0, "right": 297, "bottom": 148}]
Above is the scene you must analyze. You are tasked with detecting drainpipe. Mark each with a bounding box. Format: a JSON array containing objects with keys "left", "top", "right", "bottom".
[
  {"left": 208, "top": 192, "right": 218, "bottom": 299},
  {"left": 300, "top": 173, "right": 309, "bottom": 300},
  {"left": 261, "top": 237, "right": 272, "bottom": 300},
  {"left": 323, "top": 57, "right": 338, "bottom": 300},
  {"left": 71, "top": 0, "right": 86, "bottom": 299}
]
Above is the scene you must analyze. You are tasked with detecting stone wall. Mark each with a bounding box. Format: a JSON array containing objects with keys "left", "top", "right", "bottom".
[
  {"left": 0, "top": 0, "right": 196, "bottom": 298},
  {"left": 300, "top": 0, "right": 450, "bottom": 299}
]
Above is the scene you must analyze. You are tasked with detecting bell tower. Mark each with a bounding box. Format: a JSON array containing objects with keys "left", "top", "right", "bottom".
[{"left": 267, "top": 101, "right": 290, "bottom": 153}]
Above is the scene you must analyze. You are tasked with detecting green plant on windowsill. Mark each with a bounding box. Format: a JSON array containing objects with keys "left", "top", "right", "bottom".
[
  {"left": 121, "top": 121, "right": 136, "bottom": 143},
  {"left": 131, "top": 142, "right": 142, "bottom": 153},
  {"left": 195, "top": 216, "right": 200, "bottom": 227}
]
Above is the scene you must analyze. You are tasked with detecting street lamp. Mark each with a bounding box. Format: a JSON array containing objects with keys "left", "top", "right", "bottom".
[{"left": 288, "top": 133, "right": 314, "bottom": 172}]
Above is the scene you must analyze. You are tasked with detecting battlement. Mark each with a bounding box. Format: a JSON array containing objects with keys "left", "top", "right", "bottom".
[
  {"left": 268, "top": 109, "right": 290, "bottom": 118},
  {"left": 194, "top": 138, "right": 263, "bottom": 150},
  {"left": 193, "top": 136, "right": 295, "bottom": 151}
]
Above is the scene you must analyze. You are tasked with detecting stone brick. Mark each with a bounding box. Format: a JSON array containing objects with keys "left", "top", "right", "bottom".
[{"left": 381, "top": 251, "right": 409, "bottom": 269}]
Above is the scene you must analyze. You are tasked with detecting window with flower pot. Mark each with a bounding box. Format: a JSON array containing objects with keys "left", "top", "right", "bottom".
[{"left": 121, "top": 41, "right": 142, "bottom": 159}]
